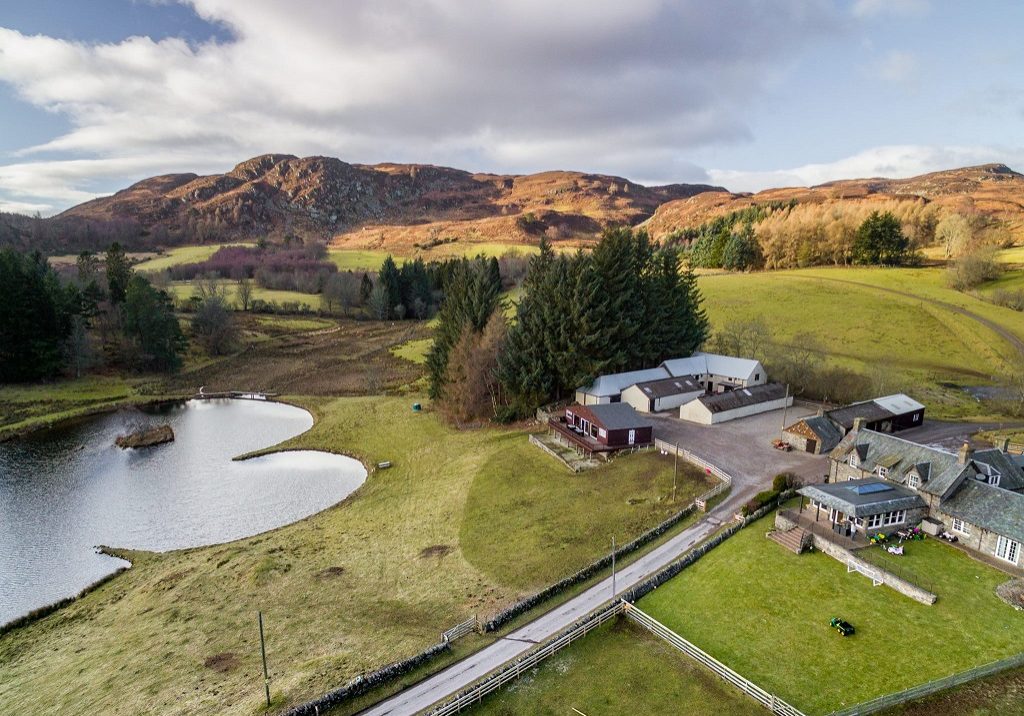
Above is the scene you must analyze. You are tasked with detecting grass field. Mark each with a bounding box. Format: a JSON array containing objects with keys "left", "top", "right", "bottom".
[
  {"left": 167, "top": 279, "right": 319, "bottom": 308},
  {"left": 0, "top": 376, "right": 151, "bottom": 438},
  {"left": 880, "top": 660, "right": 1024, "bottom": 715},
  {"left": 639, "top": 510, "right": 1024, "bottom": 715},
  {"left": 0, "top": 397, "right": 713, "bottom": 716},
  {"left": 469, "top": 619, "right": 765, "bottom": 716},
  {"left": 133, "top": 243, "right": 254, "bottom": 272},
  {"left": 996, "top": 246, "right": 1024, "bottom": 265},
  {"left": 390, "top": 337, "right": 432, "bottom": 365},
  {"left": 698, "top": 265, "right": 1024, "bottom": 418}
]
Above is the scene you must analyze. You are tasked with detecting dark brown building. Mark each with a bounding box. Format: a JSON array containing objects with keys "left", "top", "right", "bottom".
[{"left": 563, "top": 403, "right": 654, "bottom": 449}]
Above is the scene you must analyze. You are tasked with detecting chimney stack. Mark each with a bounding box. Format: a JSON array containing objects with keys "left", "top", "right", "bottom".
[
  {"left": 852, "top": 417, "right": 865, "bottom": 433},
  {"left": 1002, "top": 438, "right": 1011, "bottom": 453},
  {"left": 958, "top": 441, "right": 974, "bottom": 465}
]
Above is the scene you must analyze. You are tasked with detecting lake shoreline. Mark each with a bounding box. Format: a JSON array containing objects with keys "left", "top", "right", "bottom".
[{"left": 0, "top": 397, "right": 367, "bottom": 630}]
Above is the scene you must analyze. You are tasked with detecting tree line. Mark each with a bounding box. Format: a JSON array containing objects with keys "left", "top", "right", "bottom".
[
  {"left": 427, "top": 228, "right": 710, "bottom": 422},
  {"left": 1, "top": 245, "right": 184, "bottom": 382}
]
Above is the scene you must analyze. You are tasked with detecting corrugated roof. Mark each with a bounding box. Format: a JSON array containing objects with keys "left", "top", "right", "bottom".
[
  {"left": 661, "top": 352, "right": 762, "bottom": 382},
  {"left": 826, "top": 393, "right": 924, "bottom": 430},
  {"left": 799, "top": 479, "right": 927, "bottom": 517},
  {"left": 697, "top": 383, "right": 787, "bottom": 413},
  {"left": 629, "top": 376, "right": 702, "bottom": 399},
  {"left": 873, "top": 393, "right": 926, "bottom": 414},
  {"left": 940, "top": 480, "right": 1024, "bottom": 543},
  {"left": 576, "top": 367, "right": 670, "bottom": 397}
]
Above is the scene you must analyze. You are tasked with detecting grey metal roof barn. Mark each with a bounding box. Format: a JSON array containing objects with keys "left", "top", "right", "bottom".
[
  {"left": 631, "top": 375, "right": 702, "bottom": 399},
  {"left": 697, "top": 383, "right": 787, "bottom": 413}
]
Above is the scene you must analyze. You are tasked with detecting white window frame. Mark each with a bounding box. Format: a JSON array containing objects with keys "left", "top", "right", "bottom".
[
  {"left": 996, "top": 535, "right": 1020, "bottom": 565},
  {"left": 849, "top": 453, "right": 860, "bottom": 468},
  {"left": 907, "top": 474, "right": 920, "bottom": 489},
  {"left": 951, "top": 517, "right": 970, "bottom": 536},
  {"left": 883, "top": 510, "right": 906, "bottom": 526},
  {"left": 988, "top": 471, "right": 1001, "bottom": 487},
  {"left": 866, "top": 513, "right": 883, "bottom": 529},
  {"left": 876, "top": 466, "right": 889, "bottom": 478}
]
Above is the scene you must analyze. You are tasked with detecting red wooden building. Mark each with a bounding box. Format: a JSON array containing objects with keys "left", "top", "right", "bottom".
[{"left": 556, "top": 403, "right": 654, "bottom": 452}]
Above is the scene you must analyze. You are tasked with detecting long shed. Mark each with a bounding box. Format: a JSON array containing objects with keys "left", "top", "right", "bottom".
[
  {"left": 621, "top": 376, "right": 703, "bottom": 413},
  {"left": 678, "top": 383, "right": 792, "bottom": 425}
]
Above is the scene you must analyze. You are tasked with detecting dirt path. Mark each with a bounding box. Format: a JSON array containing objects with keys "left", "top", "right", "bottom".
[{"left": 789, "top": 275, "right": 1024, "bottom": 358}]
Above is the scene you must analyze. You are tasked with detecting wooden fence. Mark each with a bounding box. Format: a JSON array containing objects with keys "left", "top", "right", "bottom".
[
  {"left": 442, "top": 617, "right": 478, "bottom": 644},
  {"left": 428, "top": 602, "right": 626, "bottom": 715},
  {"left": 826, "top": 650, "right": 1024, "bottom": 716},
  {"left": 654, "top": 438, "right": 733, "bottom": 504},
  {"left": 624, "top": 603, "right": 808, "bottom": 716}
]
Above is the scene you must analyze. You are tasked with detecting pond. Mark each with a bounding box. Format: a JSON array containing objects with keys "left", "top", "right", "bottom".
[{"left": 0, "top": 399, "right": 365, "bottom": 627}]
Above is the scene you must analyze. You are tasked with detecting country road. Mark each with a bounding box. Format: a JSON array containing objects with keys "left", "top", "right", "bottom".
[{"left": 358, "top": 422, "right": 819, "bottom": 716}]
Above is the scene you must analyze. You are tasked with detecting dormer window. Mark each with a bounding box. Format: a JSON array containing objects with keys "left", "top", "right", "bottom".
[
  {"left": 975, "top": 464, "right": 1001, "bottom": 487},
  {"left": 908, "top": 474, "right": 920, "bottom": 489},
  {"left": 849, "top": 453, "right": 860, "bottom": 468},
  {"left": 875, "top": 466, "right": 889, "bottom": 479}
]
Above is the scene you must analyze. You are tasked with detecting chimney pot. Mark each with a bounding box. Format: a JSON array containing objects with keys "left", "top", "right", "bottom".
[{"left": 958, "top": 441, "right": 973, "bottom": 465}]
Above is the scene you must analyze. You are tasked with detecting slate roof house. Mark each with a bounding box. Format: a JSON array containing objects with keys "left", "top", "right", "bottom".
[
  {"left": 815, "top": 420, "right": 1024, "bottom": 568},
  {"left": 574, "top": 352, "right": 766, "bottom": 407},
  {"left": 621, "top": 375, "right": 703, "bottom": 414}
]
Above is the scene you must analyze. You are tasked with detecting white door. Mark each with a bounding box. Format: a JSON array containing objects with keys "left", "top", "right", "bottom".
[
  {"left": 627, "top": 429, "right": 636, "bottom": 445},
  {"left": 997, "top": 535, "right": 1021, "bottom": 564}
]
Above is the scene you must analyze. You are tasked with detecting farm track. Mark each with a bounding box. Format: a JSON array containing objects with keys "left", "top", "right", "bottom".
[{"left": 789, "top": 275, "right": 1024, "bottom": 358}]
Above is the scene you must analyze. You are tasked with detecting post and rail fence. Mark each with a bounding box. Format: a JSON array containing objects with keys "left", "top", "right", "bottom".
[{"left": 653, "top": 438, "right": 733, "bottom": 507}]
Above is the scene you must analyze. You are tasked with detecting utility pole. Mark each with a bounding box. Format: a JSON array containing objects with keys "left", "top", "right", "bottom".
[
  {"left": 673, "top": 442, "right": 679, "bottom": 503},
  {"left": 611, "top": 535, "right": 616, "bottom": 598},
  {"left": 258, "top": 611, "right": 271, "bottom": 708},
  {"left": 779, "top": 384, "right": 791, "bottom": 441}
]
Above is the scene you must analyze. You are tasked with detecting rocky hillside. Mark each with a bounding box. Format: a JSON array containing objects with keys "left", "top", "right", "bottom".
[
  {"left": 642, "top": 163, "right": 1024, "bottom": 241},
  {"left": 57, "top": 154, "right": 721, "bottom": 251}
]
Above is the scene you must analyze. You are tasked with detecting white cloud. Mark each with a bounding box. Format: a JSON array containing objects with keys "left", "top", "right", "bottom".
[
  {"left": 852, "top": 0, "right": 930, "bottom": 18},
  {"left": 709, "top": 144, "right": 1024, "bottom": 193},
  {"left": 876, "top": 50, "right": 919, "bottom": 84},
  {"left": 0, "top": 1, "right": 840, "bottom": 214}
]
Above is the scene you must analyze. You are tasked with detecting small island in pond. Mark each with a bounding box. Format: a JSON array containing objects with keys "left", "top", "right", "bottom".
[{"left": 115, "top": 424, "right": 175, "bottom": 449}]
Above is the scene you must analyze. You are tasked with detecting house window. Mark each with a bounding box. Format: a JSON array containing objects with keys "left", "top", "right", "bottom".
[
  {"left": 988, "top": 471, "right": 1001, "bottom": 487},
  {"left": 754, "top": 373, "right": 760, "bottom": 381},
  {"left": 908, "top": 474, "right": 920, "bottom": 489},
  {"left": 866, "top": 513, "right": 883, "bottom": 529},
  {"left": 913, "top": 413, "right": 921, "bottom": 422},
  {"left": 876, "top": 466, "right": 889, "bottom": 479},
  {"left": 849, "top": 454, "right": 860, "bottom": 468},
  {"left": 996, "top": 535, "right": 1021, "bottom": 565},
  {"left": 951, "top": 518, "right": 970, "bottom": 536},
  {"left": 883, "top": 510, "right": 906, "bottom": 526}
]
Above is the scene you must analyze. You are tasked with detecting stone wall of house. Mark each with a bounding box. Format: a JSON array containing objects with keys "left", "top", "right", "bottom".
[
  {"left": 784, "top": 431, "right": 812, "bottom": 453},
  {"left": 932, "top": 508, "right": 1020, "bottom": 568}
]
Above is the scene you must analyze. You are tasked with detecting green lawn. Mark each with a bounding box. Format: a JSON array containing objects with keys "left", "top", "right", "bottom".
[
  {"left": 133, "top": 243, "right": 254, "bottom": 272},
  {"left": 0, "top": 397, "right": 706, "bottom": 716},
  {"left": 469, "top": 619, "right": 766, "bottom": 716},
  {"left": 699, "top": 265, "right": 1024, "bottom": 418},
  {"left": 461, "top": 442, "right": 713, "bottom": 589},
  {"left": 0, "top": 376, "right": 152, "bottom": 437},
  {"left": 996, "top": 246, "right": 1024, "bottom": 265},
  {"left": 639, "top": 510, "right": 1024, "bottom": 715}
]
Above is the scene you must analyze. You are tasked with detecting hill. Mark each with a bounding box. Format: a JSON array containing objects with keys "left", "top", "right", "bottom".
[
  {"left": 53, "top": 154, "right": 721, "bottom": 252},
  {"left": 642, "top": 163, "right": 1024, "bottom": 242}
]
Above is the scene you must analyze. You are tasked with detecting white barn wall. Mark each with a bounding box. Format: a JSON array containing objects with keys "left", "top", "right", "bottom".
[
  {"left": 621, "top": 385, "right": 703, "bottom": 413},
  {"left": 679, "top": 395, "right": 793, "bottom": 425}
]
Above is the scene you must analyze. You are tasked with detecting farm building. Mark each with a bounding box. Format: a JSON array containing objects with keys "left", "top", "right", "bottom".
[
  {"left": 621, "top": 375, "right": 703, "bottom": 413},
  {"left": 783, "top": 414, "right": 844, "bottom": 454},
  {"left": 677, "top": 383, "right": 792, "bottom": 425},
  {"left": 574, "top": 352, "right": 766, "bottom": 405},
  {"left": 553, "top": 403, "right": 654, "bottom": 453},
  {"left": 825, "top": 394, "right": 925, "bottom": 436},
  {"left": 824, "top": 422, "right": 1024, "bottom": 567}
]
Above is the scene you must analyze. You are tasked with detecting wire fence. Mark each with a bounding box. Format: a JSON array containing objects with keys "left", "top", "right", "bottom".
[
  {"left": 624, "top": 603, "right": 808, "bottom": 716},
  {"left": 827, "top": 650, "right": 1024, "bottom": 716},
  {"left": 653, "top": 438, "right": 733, "bottom": 505}
]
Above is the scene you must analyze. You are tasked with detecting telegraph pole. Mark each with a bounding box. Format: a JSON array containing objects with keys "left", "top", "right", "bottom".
[
  {"left": 673, "top": 442, "right": 679, "bottom": 503},
  {"left": 611, "top": 535, "right": 616, "bottom": 598},
  {"left": 779, "top": 384, "right": 791, "bottom": 441},
  {"left": 258, "top": 611, "right": 271, "bottom": 708}
]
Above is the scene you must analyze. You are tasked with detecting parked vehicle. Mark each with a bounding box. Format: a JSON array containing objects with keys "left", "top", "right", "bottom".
[{"left": 830, "top": 617, "right": 855, "bottom": 636}]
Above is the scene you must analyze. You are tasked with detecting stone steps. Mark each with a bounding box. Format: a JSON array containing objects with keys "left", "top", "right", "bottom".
[{"left": 768, "top": 527, "right": 809, "bottom": 554}]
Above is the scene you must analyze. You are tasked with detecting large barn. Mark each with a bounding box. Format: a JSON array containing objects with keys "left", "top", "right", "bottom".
[
  {"left": 575, "top": 352, "right": 766, "bottom": 406},
  {"left": 677, "top": 383, "right": 792, "bottom": 425},
  {"left": 621, "top": 375, "right": 703, "bottom": 414}
]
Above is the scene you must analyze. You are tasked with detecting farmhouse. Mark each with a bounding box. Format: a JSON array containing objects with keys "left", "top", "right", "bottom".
[
  {"left": 574, "top": 352, "right": 766, "bottom": 406},
  {"left": 621, "top": 375, "right": 703, "bottom": 414},
  {"left": 821, "top": 421, "right": 1024, "bottom": 567},
  {"left": 677, "top": 383, "right": 792, "bottom": 425},
  {"left": 553, "top": 403, "right": 654, "bottom": 453},
  {"left": 799, "top": 479, "right": 929, "bottom": 537}
]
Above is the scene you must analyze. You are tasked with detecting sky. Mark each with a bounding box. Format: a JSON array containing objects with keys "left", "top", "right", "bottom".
[{"left": 0, "top": 0, "right": 1022, "bottom": 215}]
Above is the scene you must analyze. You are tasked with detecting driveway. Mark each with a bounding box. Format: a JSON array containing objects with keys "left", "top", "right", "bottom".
[
  {"left": 647, "top": 404, "right": 829, "bottom": 486},
  {"left": 358, "top": 408, "right": 825, "bottom": 716},
  {"left": 894, "top": 419, "right": 1024, "bottom": 451}
]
